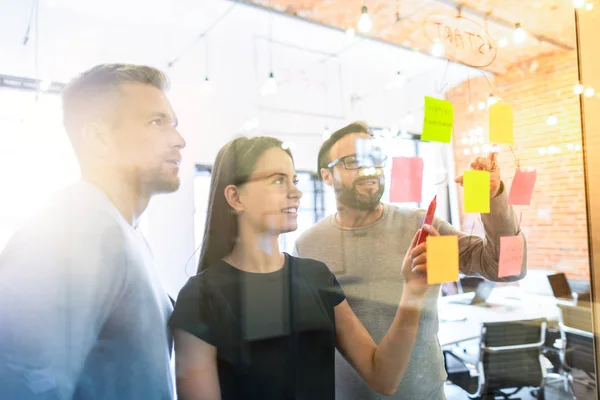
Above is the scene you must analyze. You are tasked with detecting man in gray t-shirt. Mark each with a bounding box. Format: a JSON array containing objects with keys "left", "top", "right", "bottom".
[
  {"left": 294, "top": 122, "right": 526, "bottom": 400},
  {"left": 0, "top": 64, "right": 186, "bottom": 399}
]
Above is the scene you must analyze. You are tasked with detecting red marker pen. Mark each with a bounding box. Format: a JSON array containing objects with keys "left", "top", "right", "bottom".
[{"left": 417, "top": 195, "right": 437, "bottom": 245}]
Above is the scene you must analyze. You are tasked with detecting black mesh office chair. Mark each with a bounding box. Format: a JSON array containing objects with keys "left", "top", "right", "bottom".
[
  {"left": 558, "top": 304, "right": 596, "bottom": 397},
  {"left": 466, "top": 318, "right": 548, "bottom": 399}
]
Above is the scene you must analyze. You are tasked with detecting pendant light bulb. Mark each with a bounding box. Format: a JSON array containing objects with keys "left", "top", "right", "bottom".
[
  {"left": 513, "top": 23, "right": 527, "bottom": 44},
  {"left": 202, "top": 77, "right": 214, "bottom": 94},
  {"left": 357, "top": 5, "right": 372, "bottom": 33},
  {"left": 431, "top": 39, "right": 445, "bottom": 57},
  {"left": 487, "top": 94, "right": 498, "bottom": 106},
  {"left": 546, "top": 115, "right": 558, "bottom": 126},
  {"left": 261, "top": 72, "right": 278, "bottom": 96}
]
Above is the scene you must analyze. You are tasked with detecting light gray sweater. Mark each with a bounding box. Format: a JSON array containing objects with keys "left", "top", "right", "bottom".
[
  {"left": 0, "top": 181, "right": 174, "bottom": 399},
  {"left": 293, "top": 187, "right": 526, "bottom": 400}
]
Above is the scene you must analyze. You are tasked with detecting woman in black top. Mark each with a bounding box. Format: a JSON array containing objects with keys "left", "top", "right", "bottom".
[{"left": 169, "top": 136, "right": 439, "bottom": 399}]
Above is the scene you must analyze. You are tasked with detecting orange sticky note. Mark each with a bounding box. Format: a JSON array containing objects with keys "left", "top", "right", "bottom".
[
  {"left": 426, "top": 236, "right": 459, "bottom": 285},
  {"left": 390, "top": 157, "right": 423, "bottom": 203},
  {"left": 489, "top": 103, "right": 514, "bottom": 144},
  {"left": 463, "top": 170, "right": 490, "bottom": 213},
  {"left": 508, "top": 168, "right": 537, "bottom": 205},
  {"left": 498, "top": 236, "right": 524, "bottom": 278}
]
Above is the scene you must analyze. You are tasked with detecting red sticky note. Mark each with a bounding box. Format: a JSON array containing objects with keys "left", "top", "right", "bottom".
[
  {"left": 508, "top": 168, "right": 537, "bottom": 205},
  {"left": 498, "top": 236, "right": 524, "bottom": 278},
  {"left": 390, "top": 157, "right": 424, "bottom": 203}
]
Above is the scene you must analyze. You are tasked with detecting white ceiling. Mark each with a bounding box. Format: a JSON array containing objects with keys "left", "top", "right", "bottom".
[{"left": 0, "top": 0, "right": 477, "bottom": 84}]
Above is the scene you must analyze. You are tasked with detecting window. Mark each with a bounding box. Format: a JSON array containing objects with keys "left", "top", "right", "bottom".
[
  {"left": 192, "top": 166, "right": 323, "bottom": 258},
  {"left": 0, "top": 88, "right": 79, "bottom": 252},
  {"left": 192, "top": 165, "right": 213, "bottom": 266}
]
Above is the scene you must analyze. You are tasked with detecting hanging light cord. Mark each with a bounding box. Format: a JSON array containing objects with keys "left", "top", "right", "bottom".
[
  {"left": 268, "top": 10, "right": 273, "bottom": 72},
  {"left": 22, "top": 0, "right": 38, "bottom": 45},
  {"left": 168, "top": 3, "right": 236, "bottom": 68},
  {"left": 204, "top": 36, "right": 209, "bottom": 78}
]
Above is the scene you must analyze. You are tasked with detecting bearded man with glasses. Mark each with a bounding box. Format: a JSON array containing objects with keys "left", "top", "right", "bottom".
[{"left": 293, "top": 121, "right": 527, "bottom": 400}]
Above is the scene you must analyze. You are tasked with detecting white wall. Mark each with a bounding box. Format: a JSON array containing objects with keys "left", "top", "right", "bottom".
[{"left": 0, "top": 0, "right": 475, "bottom": 296}]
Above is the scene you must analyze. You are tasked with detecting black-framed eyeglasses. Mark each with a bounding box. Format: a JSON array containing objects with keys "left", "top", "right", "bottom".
[{"left": 327, "top": 154, "right": 388, "bottom": 170}]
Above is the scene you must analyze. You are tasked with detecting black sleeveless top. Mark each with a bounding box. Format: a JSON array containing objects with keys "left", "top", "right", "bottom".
[{"left": 169, "top": 254, "right": 346, "bottom": 400}]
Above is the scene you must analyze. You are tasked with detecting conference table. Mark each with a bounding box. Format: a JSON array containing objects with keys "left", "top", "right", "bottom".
[{"left": 437, "top": 286, "right": 563, "bottom": 347}]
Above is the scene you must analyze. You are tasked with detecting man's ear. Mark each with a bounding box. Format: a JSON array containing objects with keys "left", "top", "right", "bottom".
[
  {"left": 321, "top": 168, "right": 333, "bottom": 187},
  {"left": 81, "top": 121, "right": 111, "bottom": 159},
  {"left": 224, "top": 184, "right": 244, "bottom": 213}
]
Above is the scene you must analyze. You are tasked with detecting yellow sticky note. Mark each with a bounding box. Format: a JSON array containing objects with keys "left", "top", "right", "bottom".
[
  {"left": 426, "top": 236, "right": 459, "bottom": 285},
  {"left": 463, "top": 170, "right": 490, "bottom": 213},
  {"left": 421, "top": 96, "right": 454, "bottom": 143},
  {"left": 489, "top": 103, "right": 514, "bottom": 144}
]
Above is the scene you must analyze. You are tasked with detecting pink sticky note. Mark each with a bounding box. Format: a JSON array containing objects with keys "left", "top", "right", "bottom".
[
  {"left": 508, "top": 168, "right": 537, "bottom": 205},
  {"left": 498, "top": 236, "right": 524, "bottom": 278},
  {"left": 390, "top": 157, "right": 424, "bottom": 203}
]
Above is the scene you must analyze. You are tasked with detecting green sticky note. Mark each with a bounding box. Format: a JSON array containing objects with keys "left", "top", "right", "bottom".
[
  {"left": 427, "top": 236, "right": 459, "bottom": 285},
  {"left": 421, "top": 96, "right": 454, "bottom": 143},
  {"left": 489, "top": 103, "right": 514, "bottom": 144},
  {"left": 463, "top": 170, "right": 490, "bottom": 213}
]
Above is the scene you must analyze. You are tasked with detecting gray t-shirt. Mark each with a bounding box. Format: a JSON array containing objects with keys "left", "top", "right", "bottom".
[
  {"left": 293, "top": 187, "right": 525, "bottom": 400},
  {"left": 0, "top": 181, "right": 174, "bottom": 399}
]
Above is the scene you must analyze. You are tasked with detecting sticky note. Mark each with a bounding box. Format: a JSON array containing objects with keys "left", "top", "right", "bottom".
[
  {"left": 508, "top": 168, "right": 537, "bottom": 205},
  {"left": 390, "top": 157, "right": 424, "bottom": 203},
  {"left": 463, "top": 170, "right": 490, "bottom": 213},
  {"left": 421, "top": 96, "right": 454, "bottom": 143},
  {"left": 498, "top": 236, "right": 524, "bottom": 278},
  {"left": 427, "top": 236, "right": 459, "bottom": 285},
  {"left": 489, "top": 103, "right": 514, "bottom": 144}
]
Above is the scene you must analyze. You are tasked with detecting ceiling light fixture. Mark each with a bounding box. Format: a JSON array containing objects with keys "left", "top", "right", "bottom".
[
  {"left": 201, "top": 77, "right": 214, "bottom": 94},
  {"left": 431, "top": 39, "right": 445, "bottom": 57},
  {"left": 261, "top": 72, "right": 278, "bottom": 96},
  {"left": 574, "top": 83, "right": 585, "bottom": 95},
  {"left": 357, "top": 5, "right": 372, "bottom": 33},
  {"left": 584, "top": 87, "right": 596, "bottom": 97},
  {"left": 512, "top": 23, "right": 527, "bottom": 44},
  {"left": 546, "top": 114, "right": 558, "bottom": 126},
  {"left": 386, "top": 70, "right": 406, "bottom": 90},
  {"left": 487, "top": 94, "right": 498, "bottom": 106}
]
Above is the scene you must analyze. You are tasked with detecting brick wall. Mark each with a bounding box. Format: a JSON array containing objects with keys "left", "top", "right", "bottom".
[{"left": 446, "top": 51, "right": 590, "bottom": 279}]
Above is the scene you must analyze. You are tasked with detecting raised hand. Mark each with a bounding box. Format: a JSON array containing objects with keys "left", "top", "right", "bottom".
[
  {"left": 402, "top": 224, "right": 440, "bottom": 296},
  {"left": 454, "top": 152, "right": 502, "bottom": 198}
]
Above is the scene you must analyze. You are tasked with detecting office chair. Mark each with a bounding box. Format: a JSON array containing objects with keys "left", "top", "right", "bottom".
[
  {"left": 558, "top": 304, "right": 596, "bottom": 398},
  {"left": 461, "top": 276, "right": 485, "bottom": 293},
  {"left": 449, "top": 318, "right": 548, "bottom": 399}
]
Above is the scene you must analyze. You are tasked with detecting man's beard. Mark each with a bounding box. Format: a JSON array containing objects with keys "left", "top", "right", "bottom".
[{"left": 334, "top": 176, "right": 385, "bottom": 211}]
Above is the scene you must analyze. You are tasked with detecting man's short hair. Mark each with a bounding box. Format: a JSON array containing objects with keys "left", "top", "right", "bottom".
[
  {"left": 61, "top": 64, "right": 169, "bottom": 149},
  {"left": 317, "top": 121, "right": 371, "bottom": 175}
]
